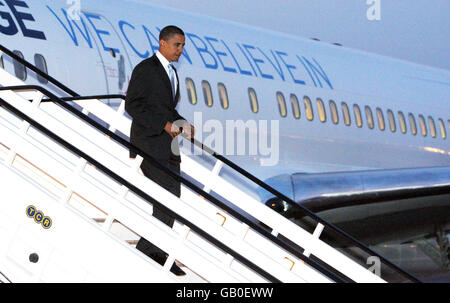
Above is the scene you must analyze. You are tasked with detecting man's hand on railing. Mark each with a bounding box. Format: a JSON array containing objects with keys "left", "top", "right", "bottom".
[
  {"left": 164, "top": 121, "right": 181, "bottom": 139},
  {"left": 165, "top": 121, "right": 194, "bottom": 139},
  {"left": 182, "top": 121, "right": 195, "bottom": 139}
]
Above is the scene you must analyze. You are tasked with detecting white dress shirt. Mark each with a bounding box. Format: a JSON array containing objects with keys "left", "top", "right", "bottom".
[{"left": 156, "top": 50, "right": 178, "bottom": 94}]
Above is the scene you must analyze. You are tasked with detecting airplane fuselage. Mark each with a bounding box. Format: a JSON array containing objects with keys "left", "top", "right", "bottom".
[{"left": 0, "top": 0, "right": 449, "bottom": 181}]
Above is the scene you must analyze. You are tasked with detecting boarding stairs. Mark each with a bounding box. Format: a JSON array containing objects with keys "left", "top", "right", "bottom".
[{"left": 0, "top": 45, "right": 419, "bottom": 283}]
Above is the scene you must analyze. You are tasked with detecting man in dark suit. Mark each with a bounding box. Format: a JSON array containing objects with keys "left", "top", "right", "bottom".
[{"left": 125, "top": 25, "right": 194, "bottom": 276}]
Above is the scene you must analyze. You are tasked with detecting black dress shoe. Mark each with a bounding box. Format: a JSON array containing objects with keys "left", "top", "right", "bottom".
[{"left": 170, "top": 263, "right": 186, "bottom": 276}]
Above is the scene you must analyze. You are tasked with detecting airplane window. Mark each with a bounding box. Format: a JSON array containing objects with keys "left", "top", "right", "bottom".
[
  {"left": 353, "top": 104, "right": 363, "bottom": 128},
  {"left": 316, "top": 98, "right": 326, "bottom": 122},
  {"left": 202, "top": 80, "right": 213, "bottom": 107},
  {"left": 418, "top": 114, "right": 427, "bottom": 137},
  {"left": 376, "top": 108, "right": 385, "bottom": 131},
  {"left": 329, "top": 100, "right": 339, "bottom": 124},
  {"left": 0, "top": 55, "right": 3, "bottom": 69},
  {"left": 341, "top": 102, "right": 351, "bottom": 126},
  {"left": 365, "top": 106, "right": 374, "bottom": 129},
  {"left": 437, "top": 119, "right": 447, "bottom": 139},
  {"left": 248, "top": 88, "right": 258, "bottom": 113},
  {"left": 398, "top": 111, "right": 407, "bottom": 134},
  {"left": 118, "top": 55, "right": 125, "bottom": 90},
  {"left": 276, "top": 92, "right": 287, "bottom": 117},
  {"left": 304, "top": 96, "right": 314, "bottom": 121},
  {"left": 387, "top": 109, "right": 396, "bottom": 132},
  {"left": 218, "top": 83, "right": 229, "bottom": 109},
  {"left": 185, "top": 78, "right": 197, "bottom": 105},
  {"left": 34, "top": 54, "right": 48, "bottom": 84},
  {"left": 290, "top": 94, "right": 300, "bottom": 119},
  {"left": 427, "top": 116, "right": 436, "bottom": 138},
  {"left": 13, "top": 50, "right": 27, "bottom": 81},
  {"left": 408, "top": 113, "right": 417, "bottom": 135}
]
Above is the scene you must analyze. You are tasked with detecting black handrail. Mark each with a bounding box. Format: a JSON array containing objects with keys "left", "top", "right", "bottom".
[
  {"left": 0, "top": 96, "right": 280, "bottom": 282},
  {"left": 41, "top": 94, "right": 126, "bottom": 102},
  {"left": 0, "top": 44, "right": 79, "bottom": 97},
  {"left": 39, "top": 91, "right": 424, "bottom": 282},
  {"left": 184, "top": 141, "right": 424, "bottom": 283},
  {"left": 0, "top": 85, "right": 350, "bottom": 282},
  {"left": 0, "top": 42, "right": 421, "bottom": 282}
]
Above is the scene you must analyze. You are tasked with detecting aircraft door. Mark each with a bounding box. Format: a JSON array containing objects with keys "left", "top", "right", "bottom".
[{"left": 83, "top": 12, "right": 132, "bottom": 107}]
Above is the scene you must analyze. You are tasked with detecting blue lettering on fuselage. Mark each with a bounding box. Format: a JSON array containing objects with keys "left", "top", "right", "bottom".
[
  {"left": 276, "top": 51, "right": 306, "bottom": 85},
  {"left": 220, "top": 40, "right": 252, "bottom": 76},
  {"left": 0, "top": 0, "right": 45, "bottom": 39},
  {"left": 205, "top": 36, "right": 237, "bottom": 74},
  {"left": 0, "top": 1, "right": 333, "bottom": 90},
  {"left": 84, "top": 12, "right": 119, "bottom": 54},
  {"left": 119, "top": 20, "right": 149, "bottom": 58},
  {"left": 46, "top": 5, "right": 92, "bottom": 48},
  {"left": 259, "top": 48, "right": 285, "bottom": 82},
  {"left": 242, "top": 43, "right": 274, "bottom": 80},
  {"left": 142, "top": 24, "right": 160, "bottom": 55},
  {"left": 186, "top": 32, "right": 218, "bottom": 69}
]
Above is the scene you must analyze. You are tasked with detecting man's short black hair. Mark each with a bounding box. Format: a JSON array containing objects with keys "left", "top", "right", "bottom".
[{"left": 159, "top": 25, "right": 185, "bottom": 41}]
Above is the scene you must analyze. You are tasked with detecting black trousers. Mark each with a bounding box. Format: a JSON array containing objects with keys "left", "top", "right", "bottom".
[{"left": 136, "top": 158, "right": 181, "bottom": 264}]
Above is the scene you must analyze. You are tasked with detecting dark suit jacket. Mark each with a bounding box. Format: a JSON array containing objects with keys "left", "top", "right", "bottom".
[{"left": 125, "top": 54, "right": 185, "bottom": 161}]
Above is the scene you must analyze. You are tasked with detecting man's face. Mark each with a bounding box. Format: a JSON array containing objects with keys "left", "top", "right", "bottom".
[{"left": 160, "top": 34, "right": 185, "bottom": 62}]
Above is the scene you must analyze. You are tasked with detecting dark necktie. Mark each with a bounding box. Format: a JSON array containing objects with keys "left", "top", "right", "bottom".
[{"left": 168, "top": 64, "right": 176, "bottom": 99}]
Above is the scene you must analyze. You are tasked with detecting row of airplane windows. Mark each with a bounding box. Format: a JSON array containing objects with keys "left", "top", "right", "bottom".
[
  {"left": 186, "top": 78, "right": 449, "bottom": 140},
  {"left": 1, "top": 51, "right": 128, "bottom": 90},
  {"left": 2, "top": 54, "right": 448, "bottom": 141},
  {"left": 0, "top": 51, "right": 49, "bottom": 84},
  {"left": 0, "top": 50, "right": 48, "bottom": 84}
]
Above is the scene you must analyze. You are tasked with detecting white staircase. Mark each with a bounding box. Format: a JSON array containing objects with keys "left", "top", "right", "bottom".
[{"left": 0, "top": 60, "right": 387, "bottom": 282}]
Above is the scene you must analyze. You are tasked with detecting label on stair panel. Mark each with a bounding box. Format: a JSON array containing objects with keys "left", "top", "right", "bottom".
[{"left": 26, "top": 205, "right": 52, "bottom": 229}]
